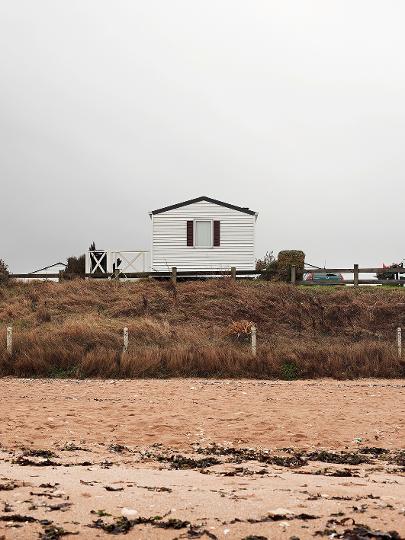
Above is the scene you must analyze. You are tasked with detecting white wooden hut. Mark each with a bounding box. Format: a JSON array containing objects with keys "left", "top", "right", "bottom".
[{"left": 150, "top": 196, "right": 258, "bottom": 271}]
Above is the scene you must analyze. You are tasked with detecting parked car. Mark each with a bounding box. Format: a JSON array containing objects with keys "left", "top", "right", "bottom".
[{"left": 304, "top": 271, "right": 344, "bottom": 283}]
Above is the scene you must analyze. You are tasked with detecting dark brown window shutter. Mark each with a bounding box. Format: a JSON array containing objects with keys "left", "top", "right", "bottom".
[
  {"left": 187, "top": 220, "right": 194, "bottom": 246},
  {"left": 213, "top": 220, "right": 220, "bottom": 246}
]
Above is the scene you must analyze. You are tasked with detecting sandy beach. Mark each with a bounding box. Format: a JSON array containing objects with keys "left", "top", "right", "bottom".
[{"left": 0, "top": 378, "right": 404, "bottom": 539}]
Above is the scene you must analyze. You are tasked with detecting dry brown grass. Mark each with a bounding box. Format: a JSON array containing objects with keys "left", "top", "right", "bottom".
[
  {"left": 225, "top": 319, "right": 254, "bottom": 342},
  {"left": 0, "top": 279, "right": 404, "bottom": 378}
]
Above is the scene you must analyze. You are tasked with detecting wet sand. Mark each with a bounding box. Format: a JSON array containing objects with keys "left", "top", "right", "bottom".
[{"left": 0, "top": 378, "right": 404, "bottom": 539}]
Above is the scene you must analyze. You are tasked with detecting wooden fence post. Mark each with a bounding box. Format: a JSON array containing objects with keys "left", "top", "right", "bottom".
[
  {"left": 251, "top": 325, "right": 257, "bottom": 357},
  {"left": 290, "top": 265, "right": 296, "bottom": 285},
  {"left": 6, "top": 326, "right": 12, "bottom": 356},
  {"left": 353, "top": 264, "right": 359, "bottom": 287},
  {"left": 397, "top": 327, "right": 402, "bottom": 358},
  {"left": 171, "top": 267, "right": 177, "bottom": 286},
  {"left": 123, "top": 327, "right": 128, "bottom": 353},
  {"left": 58, "top": 270, "right": 64, "bottom": 282},
  {"left": 231, "top": 267, "right": 236, "bottom": 280}
]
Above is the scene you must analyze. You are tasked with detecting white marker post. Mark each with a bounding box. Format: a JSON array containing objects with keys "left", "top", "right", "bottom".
[
  {"left": 6, "top": 326, "right": 12, "bottom": 356},
  {"left": 397, "top": 327, "right": 402, "bottom": 358},
  {"left": 251, "top": 325, "right": 257, "bottom": 357},
  {"left": 123, "top": 327, "right": 128, "bottom": 353}
]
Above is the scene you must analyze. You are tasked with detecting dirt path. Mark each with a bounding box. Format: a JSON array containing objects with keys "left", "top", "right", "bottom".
[{"left": 0, "top": 378, "right": 404, "bottom": 539}]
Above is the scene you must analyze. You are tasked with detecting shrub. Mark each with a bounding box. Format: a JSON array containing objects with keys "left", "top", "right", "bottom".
[
  {"left": 277, "top": 250, "right": 305, "bottom": 282},
  {"left": 256, "top": 250, "right": 305, "bottom": 281},
  {"left": 256, "top": 251, "right": 278, "bottom": 280},
  {"left": 65, "top": 255, "right": 85, "bottom": 277},
  {"left": 0, "top": 259, "right": 9, "bottom": 285},
  {"left": 280, "top": 360, "right": 299, "bottom": 380}
]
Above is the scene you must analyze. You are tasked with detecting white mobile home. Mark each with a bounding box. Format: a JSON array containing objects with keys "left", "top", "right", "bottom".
[{"left": 150, "top": 196, "right": 258, "bottom": 271}]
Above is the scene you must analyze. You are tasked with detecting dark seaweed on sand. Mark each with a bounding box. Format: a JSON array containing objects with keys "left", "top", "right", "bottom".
[
  {"left": 306, "top": 451, "right": 370, "bottom": 465},
  {"left": 195, "top": 444, "right": 307, "bottom": 468},
  {"left": 187, "top": 528, "right": 218, "bottom": 538},
  {"left": 158, "top": 454, "right": 221, "bottom": 469},
  {"left": 390, "top": 450, "right": 405, "bottom": 467},
  {"left": 316, "top": 525, "right": 403, "bottom": 540},
  {"left": 108, "top": 444, "right": 128, "bottom": 453},
  {"left": 0, "top": 482, "right": 17, "bottom": 491},
  {"left": 300, "top": 467, "right": 360, "bottom": 478},
  {"left": 61, "top": 443, "right": 89, "bottom": 452},
  {"left": 39, "top": 524, "right": 78, "bottom": 539},
  {"left": 90, "top": 516, "right": 196, "bottom": 534},
  {"left": 241, "top": 537, "right": 268, "bottom": 540},
  {"left": 342, "top": 527, "right": 402, "bottom": 540},
  {"left": 0, "top": 514, "right": 37, "bottom": 523},
  {"left": 23, "top": 449, "right": 58, "bottom": 459},
  {"left": 359, "top": 447, "right": 389, "bottom": 456},
  {"left": 195, "top": 444, "right": 405, "bottom": 471},
  {"left": 230, "top": 511, "right": 318, "bottom": 525},
  {"left": 13, "top": 456, "right": 59, "bottom": 467},
  {"left": 91, "top": 516, "right": 134, "bottom": 534}
]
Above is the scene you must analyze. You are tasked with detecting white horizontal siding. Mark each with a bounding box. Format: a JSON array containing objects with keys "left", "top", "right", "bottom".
[{"left": 152, "top": 200, "right": 256, "bottom": 271}]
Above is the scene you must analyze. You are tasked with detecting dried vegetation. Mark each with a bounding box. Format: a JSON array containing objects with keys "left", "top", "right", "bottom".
[{"left": 0, "top": 279, "right": 404, "bottom": 378}]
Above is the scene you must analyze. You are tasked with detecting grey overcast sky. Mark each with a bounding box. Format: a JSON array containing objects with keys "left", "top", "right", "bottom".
[{"left": 1, "top": 1, "right": 405, "bottom": 272}]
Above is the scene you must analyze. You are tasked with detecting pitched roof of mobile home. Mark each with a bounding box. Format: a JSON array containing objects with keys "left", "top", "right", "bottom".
[{"left": 150, "top": 196, "right": 258, "bottom": 216}]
